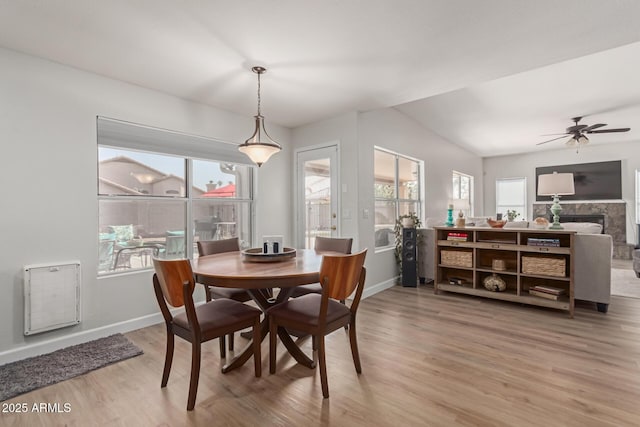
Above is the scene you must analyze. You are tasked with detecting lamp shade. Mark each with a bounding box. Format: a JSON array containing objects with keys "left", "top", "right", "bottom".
[
  {"left": 450, "top": 198, "right": 469, "bottom": 210},
  {"left": 537, "top": 172, "right": 575, "bottom": 196},
  {"left": 238, "top": 115, "right": 281, "bottom": 166}
]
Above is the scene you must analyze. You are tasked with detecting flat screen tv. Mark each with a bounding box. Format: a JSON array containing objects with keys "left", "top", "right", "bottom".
[{"left": 535, "top": 160, "right": 622, "bottom": 201}]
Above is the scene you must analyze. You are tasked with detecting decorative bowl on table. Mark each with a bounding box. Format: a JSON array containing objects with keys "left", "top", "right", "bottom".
[
  {"left": 241, "top": 247, "right": 297, "bottom": 263},
  {"left": 487, "top": 219, "right": 507, "bottom": 228}
]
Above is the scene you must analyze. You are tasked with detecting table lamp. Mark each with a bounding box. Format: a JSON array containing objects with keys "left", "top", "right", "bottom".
[
  {"left": 537, "top": 172, "right": 575, "bottom": 230},
  {"left": 452, "top": 199, "right": 470, "bottom": 227}
]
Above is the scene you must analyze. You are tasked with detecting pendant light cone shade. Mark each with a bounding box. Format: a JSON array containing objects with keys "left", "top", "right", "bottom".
[
  {"left": 238, "top": 66, "right": 281, "bottom": 167},
  {"left": 238, "top": 115, "right": 281, "bottom": 166}
]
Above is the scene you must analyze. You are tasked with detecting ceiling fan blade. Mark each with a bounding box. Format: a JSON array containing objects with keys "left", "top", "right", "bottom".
[
  {"left": 536, "top": 135, "right": 570, "bottom": 145},
  {"left": 587, "top": 128, "right": 631, "bottom": 133},
  {"left": 540, "top": 132, "right": 570, "bottom": 136},
  {"left": 581, "top": 123, "right": 606, "bottom": 132}
]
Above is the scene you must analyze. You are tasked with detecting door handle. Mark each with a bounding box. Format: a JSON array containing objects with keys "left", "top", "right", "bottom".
[{"left": 331, "top": 226, "right": 337, "bottom": 230}]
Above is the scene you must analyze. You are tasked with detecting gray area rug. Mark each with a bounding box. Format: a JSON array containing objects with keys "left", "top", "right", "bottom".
[
  {"left": 0, "top": 333, "right": 143, "bottom": 401},
  {"left": 611, "top": 267, "right": 640, "bottom": 298}
]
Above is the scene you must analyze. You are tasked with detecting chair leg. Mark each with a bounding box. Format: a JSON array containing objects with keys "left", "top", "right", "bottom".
[
  {"left": 187, "top": 341, "right": 202, "bottom": 411},
  {"left": 348, "top": 319, "right": 362, "bottom": 374},
  {"left": 252, "top": 317, "right": 262, "bottom": 377},
  {"left": 161, "top": 330, "right": 174, "bottom": 387},
  {"left": 312, "top": 336, "right": 317, "bottom": 351},
  {"left": 269, "top": 316, "right": 278, "bottom": 374},
  {"left": 229, "top": 332, "right": 235, "bottom": 351},
  {"left": 219, "top": 335, "right": 226, "bottom": 359},
  {"left": 317, "top": 335, "right": 329, "bottom": 398},
  {"left": 340, "top": 300, "right": 348, "bottom": 331}
]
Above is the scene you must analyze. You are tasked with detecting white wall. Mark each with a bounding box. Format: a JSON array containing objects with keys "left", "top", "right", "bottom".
[
  {"left": 290, "top": 112, "right": 359, "bottom": 248},
  {"left": 357, "top": 108, "right": 484, "bottom": 290},
  {"left": 0, "top": 47, "right": 291, "bottom": 360},
  {"left": 483, "top": 141, "right": 640, "bottom": 244}
]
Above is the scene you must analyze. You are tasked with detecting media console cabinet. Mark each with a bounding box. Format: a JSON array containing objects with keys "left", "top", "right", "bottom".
[{"left": 434, "top": 226, "right": 576, "bottom": 317}]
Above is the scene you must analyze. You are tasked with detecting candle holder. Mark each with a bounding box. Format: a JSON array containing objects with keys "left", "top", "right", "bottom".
[{"left": 445, "top": 206, "right": 454, "bottom": 227}]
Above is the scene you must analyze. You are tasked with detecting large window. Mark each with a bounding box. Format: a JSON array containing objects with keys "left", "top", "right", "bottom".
[
  {"left": 452, "top": 170, "right": 474, "bottom": 217},
  {"left": 374, "top": 148, "right": 422, "bottom": 249},
  {"left": 636, "top": 169, "right": 640, "bottom": 224},
  {"left": 97, "top": 119, "right": 254, "bottom": 275},
  {"left": 496, "top": 177, "right": 526, "bottom": 220}
]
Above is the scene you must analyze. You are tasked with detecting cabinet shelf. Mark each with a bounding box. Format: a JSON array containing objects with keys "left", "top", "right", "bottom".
[{"left": 434, "top": 227, "right": 575, "bottom": 317}]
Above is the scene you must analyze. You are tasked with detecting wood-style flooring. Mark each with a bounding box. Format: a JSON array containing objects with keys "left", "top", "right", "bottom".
[{"left": 2, "top": 285, "right": 640, "bottom": 426}]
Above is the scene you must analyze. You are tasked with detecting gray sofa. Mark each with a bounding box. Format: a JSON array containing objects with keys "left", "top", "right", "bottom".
[{"left": 417, "top": 225, "right": 612, "bottom": 313}]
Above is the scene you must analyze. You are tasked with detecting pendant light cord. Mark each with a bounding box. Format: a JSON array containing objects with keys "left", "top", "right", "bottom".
[{"left": 257, "top": 71, "right": 261, "bottom": 116}]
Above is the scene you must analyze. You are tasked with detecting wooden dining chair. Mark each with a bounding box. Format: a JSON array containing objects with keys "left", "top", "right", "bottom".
[
  {"left": 268, "top": 249, "right": 367, "bottom": 398},
  {"left": 196, "top": 237, "right": 251, "bottom": 358},
  {"left": 152, "top": 258, "right": 261, "bottom": 411},
  {"left": 289, "top": 236, "right": 353, "bottom": 298}
]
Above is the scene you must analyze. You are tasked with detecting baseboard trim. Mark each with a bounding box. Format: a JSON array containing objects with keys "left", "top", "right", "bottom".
[
  {"left": 0, "top": 310, "right": 172, "bottom": 365},
  {"left": 1, "top": 279, "right": 399, "bottom": 365},
  {"left": 361, "top": 276, "right": 398, "bottom": 300}
]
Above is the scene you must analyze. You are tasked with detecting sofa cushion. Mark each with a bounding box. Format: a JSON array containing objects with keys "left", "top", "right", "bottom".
[{"left": 560, "top": 222, "right": 602, "bottom": 234}]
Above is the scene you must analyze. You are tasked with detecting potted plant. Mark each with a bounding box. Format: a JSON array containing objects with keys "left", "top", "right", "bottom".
[
  {"left": 506, "top": 210, "right": 520, "bottom": 222},
  {"left": 394, "top": 212, "right": 422, "bottom": 268}
]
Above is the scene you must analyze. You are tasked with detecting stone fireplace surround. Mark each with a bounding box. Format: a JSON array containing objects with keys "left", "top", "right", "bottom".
[{"left": 532, "top": 201, "right": 631, "bottom": 259}]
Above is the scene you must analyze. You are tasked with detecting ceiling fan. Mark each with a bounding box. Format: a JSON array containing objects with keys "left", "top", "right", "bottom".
[{"left": 536, "top": 116, "right": 630, "bottom": 149}]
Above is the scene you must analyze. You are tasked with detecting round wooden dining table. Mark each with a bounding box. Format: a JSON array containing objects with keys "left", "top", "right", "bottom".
[{"left": 192, "top": 248, "right": 323, "bottom": 373}]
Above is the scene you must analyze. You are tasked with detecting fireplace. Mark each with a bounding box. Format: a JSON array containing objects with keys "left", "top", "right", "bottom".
[{"left": 533, "top": 201, "right": 631, "bottom": 259}]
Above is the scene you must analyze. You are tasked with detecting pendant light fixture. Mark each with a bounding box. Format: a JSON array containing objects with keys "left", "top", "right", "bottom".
[{"left": 238, "top": 66, "right": 281, "bottom": 167}]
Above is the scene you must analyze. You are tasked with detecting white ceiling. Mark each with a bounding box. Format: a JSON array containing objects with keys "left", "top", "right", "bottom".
[{"left": 2, "top": 0, "right": 640, "bottom": 157}]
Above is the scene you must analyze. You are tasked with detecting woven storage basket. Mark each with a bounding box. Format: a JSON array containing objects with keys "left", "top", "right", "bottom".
[
  {"left": 441, "top": 250, "right": 473, "bottom": 268},
  {"left": 522, "top": 255, "right": 566, "bottom": 277}
]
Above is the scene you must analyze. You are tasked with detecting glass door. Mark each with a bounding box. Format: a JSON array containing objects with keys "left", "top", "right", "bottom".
[{"left": 296, "top": 145, "right": 338, "bottom": 249}]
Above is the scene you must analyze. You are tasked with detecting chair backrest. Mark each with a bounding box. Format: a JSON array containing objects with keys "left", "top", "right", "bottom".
[
  {"left": 165, "top": 235, "right": 185, "bottom": 258},
  {"left": 319, "top": 249, "right": 367, "bottom": 302},
  {"left": 152, "top": 258, "right": 195, "bottom": 308},
  {"left": 314, "top": 236, "right": 353, "bottom": 254},
  {"left": 98, "top": 239, "right": 115, "bottom": 269},
  {"left": 197, "top": 237, "right": 240, "bottom": 256}
]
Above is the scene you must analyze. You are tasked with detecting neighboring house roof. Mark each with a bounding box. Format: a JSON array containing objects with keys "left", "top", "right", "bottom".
[
  {"left": 98, "top": 177, "right": 145, "bottom": 195},
  {"left": 100, "top": 156, "right": 168, "bottom": 178},
  {"left": 100, "top": 156, "right": 207, "bottom": 194},
  {"left": 202, "top": 183, "right": 235, "bottom": 197}
]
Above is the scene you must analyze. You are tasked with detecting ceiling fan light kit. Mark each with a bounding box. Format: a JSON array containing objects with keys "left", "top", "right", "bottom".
[{"left": 537, "top": 116, "right": 630, "bottom": 152}]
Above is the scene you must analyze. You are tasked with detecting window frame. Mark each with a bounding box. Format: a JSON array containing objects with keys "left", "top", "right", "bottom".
[
  {"left": 373, "top": 147, "right": 423, "bottom": 250},
  {"left": 97, "top": 120, "right": 256, "bottom": 277}
]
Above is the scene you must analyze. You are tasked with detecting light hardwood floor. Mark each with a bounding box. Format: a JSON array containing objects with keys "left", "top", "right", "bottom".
[{"left": 3, "top": 286, "right": 640, "bottom": 426}]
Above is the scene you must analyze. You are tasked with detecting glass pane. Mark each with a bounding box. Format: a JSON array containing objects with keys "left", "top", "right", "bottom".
[
  {"left": 302, "top": 158, "right": 332, "bottom": 249},
  {"left": 452, "top": 173, "right": 460, "bottom": 199},
  {"left": 374, "top": 150, "right": 396, "bottom": 199},
  {"left": 193, "top": 160, "right": 252, "bottom": 199},
  {"left": 460, "top": 176, "right": 470, "bottom": 200},
  {"left": 399, "top": 201, "right": 419, "bottom": 218},
  {"left": 98, "top": 147, "right": 185, "bottom": 197},
  {"left": 398, "top": 157, "right": 419, "bottom": 200},
  {"left": 192, "top": 200, "right": 252, "bottom": 257},
  {"left": 98, "top": 199, "right": 186, "bottom": 274},
  {"left": 497, "top": 179, "right": 525, "bottom": 205},
  {"left": 374, "top": 200, "right": 396, "bottom": 248}
]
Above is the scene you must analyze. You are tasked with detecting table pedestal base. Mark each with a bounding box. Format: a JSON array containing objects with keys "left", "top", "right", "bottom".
[{"left": 222, "top": 287, "right": 315, "bottom": 373}]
